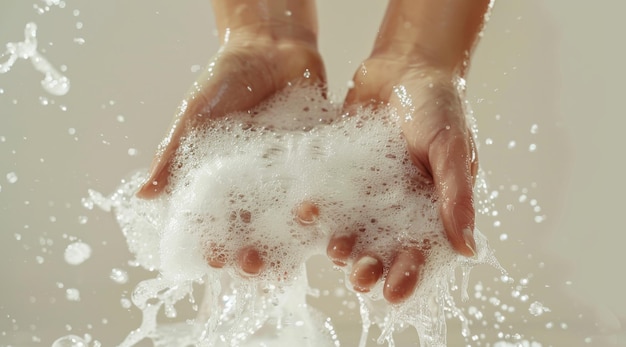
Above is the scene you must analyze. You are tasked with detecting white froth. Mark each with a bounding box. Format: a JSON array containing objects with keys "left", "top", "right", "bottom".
[
  {"left": 92, "top": 86, "right": 500, "bottom": 346},
  {"left": 63, "top": 241, "right": 91, "bottom": 265}
]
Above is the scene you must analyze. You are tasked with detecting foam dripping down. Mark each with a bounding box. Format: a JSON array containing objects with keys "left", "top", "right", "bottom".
[{"left": 81, "top": 86, "right": 503, "bottom": 346}]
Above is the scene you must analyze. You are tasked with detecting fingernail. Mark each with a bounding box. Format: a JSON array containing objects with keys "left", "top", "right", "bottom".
[
  {"left": 350, "top": 256, "right": 383, "bottom": 292},
  {"left": 462, "top": 227, "right": 477, "bottom": 257},
  {"left": 295, "top": 201, "right": 320, "bottom": 225},
  {"left": 238, "top": 247, "right": 264, "bottom": 275}
]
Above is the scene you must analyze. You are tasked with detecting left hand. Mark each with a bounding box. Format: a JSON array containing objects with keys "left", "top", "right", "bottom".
[{"left": 327, "top": 52, "right": 478, "bottom": 303}]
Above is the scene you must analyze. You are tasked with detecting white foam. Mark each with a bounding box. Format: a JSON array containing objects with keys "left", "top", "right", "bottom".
[
  {"left": 63, "top": 241, "right": 92, "bottom": 265},
  {"left": 91, "top": 86, "right": 501, "bottom": 346}
]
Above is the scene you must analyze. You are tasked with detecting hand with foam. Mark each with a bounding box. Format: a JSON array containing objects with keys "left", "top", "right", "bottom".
[
  {"left": 326, "top": 0, "right": 491, "bottom": 303},
  {"left": 137, "top": 0, "right": 325, "bottom": 275}
]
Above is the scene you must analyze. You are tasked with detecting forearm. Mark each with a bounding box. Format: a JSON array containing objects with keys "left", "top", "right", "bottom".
[
  {"left": 211, "top": 0, "right": 318, "bottom": 45},
  {"left": 373, "top": 0, "right": 492, "bottom": 76}
]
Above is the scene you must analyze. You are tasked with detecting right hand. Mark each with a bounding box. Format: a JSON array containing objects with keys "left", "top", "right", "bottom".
[{"left": 137, "top": 26, "right": 325, "bottom": 199}]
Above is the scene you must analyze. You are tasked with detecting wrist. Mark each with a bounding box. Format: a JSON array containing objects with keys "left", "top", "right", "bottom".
[
  {"left": 212, "top": 0, "right": 318, "bottom": 47},
  {"left": 229, "top": 22, "right": 318, "bottom": 49},
  {"left": 370, "top": 41, "right": 460, "bottom": 77},
  {"left": 372, "top": 0, "right": 491, "bottom": 77}
]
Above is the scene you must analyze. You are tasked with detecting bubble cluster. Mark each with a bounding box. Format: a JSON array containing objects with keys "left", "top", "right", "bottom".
[
  {"left": 91, "top": 86, "right": 501, "bottom": 346},
  {"left": 63, "top": 241, "right": 91, "bottom": 265}
]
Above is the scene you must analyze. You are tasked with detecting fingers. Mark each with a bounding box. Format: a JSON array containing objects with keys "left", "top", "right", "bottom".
[
  {"left": 295, "top": 201, "right": 320, "bottom": 225},
  {"left": 204, "top": 201, "right": 321, "bottom": 276},
  {"left": 237, "top": 246, "right": 264, "bottom": 275},
  {"left": 135, "top": 123, "right": 182, "bottom": 198},
  {"left": 326, "top": 233, "right": 357, "bottom": 266},
  {"left": 429, "top": 127, "right": 477, "bottom": 257},
  {"left": 349, "top": 255, "right": 383, "bottom": 293},
  {"left": 205, "top": 243, "right": 265, "bottom": 276},
  {"left": 205, "top": 243, "right": 228, "bottom": 268},
  {"left": 329, "top": 233, "right": 426, "bottom": 303},
  {"left": 383, "top": 247, "right": 426, "bottom": 304}
]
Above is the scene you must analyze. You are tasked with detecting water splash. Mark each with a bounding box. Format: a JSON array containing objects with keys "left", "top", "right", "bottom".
[
  {"left": 76, "top": 86, "right": 508, "bottom": 346},
  {"left": 0, "top": 22, "right": 70, "bottom": 96}
]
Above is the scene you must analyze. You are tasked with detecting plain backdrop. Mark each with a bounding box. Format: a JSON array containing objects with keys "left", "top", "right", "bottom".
[{"left": 1, "top": 1, "right": 625, "bottom": 346}]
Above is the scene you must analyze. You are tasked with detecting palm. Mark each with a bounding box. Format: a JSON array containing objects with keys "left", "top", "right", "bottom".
[
  {"left": 327, "top": 56, "right": 478, "bottom": 303},
  {"left": 137, "top": 38, "right": 325, "bottom": 198}
]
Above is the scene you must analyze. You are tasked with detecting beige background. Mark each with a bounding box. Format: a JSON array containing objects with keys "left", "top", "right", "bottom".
[{"left": 1, "top": 0, "right": 625, "bottom": 346}]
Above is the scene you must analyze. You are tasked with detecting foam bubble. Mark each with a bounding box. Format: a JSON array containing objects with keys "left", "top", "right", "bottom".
[
  {"left": 51, "top": 335, "right": 88, "bottom": 347},
  {"left": 64, "top": 241, "right": 91, "bottom": 265},
  {"left": 65, "top": 288, "right": 80, "bottom": 301},
  {"left": 110, "top": 268, "right": 129, "bottom": 284},
  {"left": 95, "top": 86, "right": 501, "bottom": 346}
]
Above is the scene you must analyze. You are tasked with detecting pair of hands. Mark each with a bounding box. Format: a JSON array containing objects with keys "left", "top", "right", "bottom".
[{"left": 136, "top": 28, "right": 478, "bottom": 304}]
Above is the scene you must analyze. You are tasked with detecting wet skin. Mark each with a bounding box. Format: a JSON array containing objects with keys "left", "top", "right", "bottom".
[{"left": 136, "top": 0, "right": 486, "bottom": 303}]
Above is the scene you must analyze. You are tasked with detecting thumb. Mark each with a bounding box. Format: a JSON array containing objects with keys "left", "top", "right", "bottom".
[{"left": 429, "top": 127, "right": 478, "bottom": 257}]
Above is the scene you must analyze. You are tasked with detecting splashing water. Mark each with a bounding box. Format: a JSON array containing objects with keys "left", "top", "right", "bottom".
[
  {"left": 69, "top": 86, "right": 506, "bottom": 347},
  {"left": 0, "top": 22, "right": 70, "bottom": 96}
]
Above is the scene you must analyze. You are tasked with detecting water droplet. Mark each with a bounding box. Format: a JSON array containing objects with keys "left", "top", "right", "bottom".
[
  {"left": 41, "top": 73, "right": 70, "bottom": 96},
  {"left": 485, "top": 138, "right": 493, "bottom": 145},
  {"left": 127, "top": 148, "right": 138, "bottom": 156},
  {"left": 110, "top": 268, "right": 129, "bottom": 284},
  {"left": 65, "top": 288, "right": 80, "bottom": 301},
  {"left": 6, "top": 172, "right": 18, "bottom": 184},
  {"left": 190, "top": 64, "right": 201, "bottom": 73},
  {"left": 528, "top": 143, "right": 537, "bottom": 152},
  {"left": 528, "top": 301, "right": 550, "bottom": 316},
  {"left": 120, "top": 298, "right": 132, "bottom": 309},
  {"left": 499, "top": 233, "right": 508, "bottom": 241},
  {"left": 507, "top": 140, "right": 516, "bottom": 149},
  {"left": 73, "top": 38, "right": 85, "bottom": 45},
  {"left": 75, "top": 22, "right": 83, "bottom": 30},
  {"left": 68, "top": 128, "right": 76, "bottom": 135},
  {"left": 530, "top": 124, "right": 538, "bottom": 134},
  {"left": 116, "top": 115, "right": 125, "bottom": 122},
  {"left": 64, "top": 241, "right": 92, "bottom": 265},
  {"left": 51, "top": 334, "right": 88, "bottom": 347}
]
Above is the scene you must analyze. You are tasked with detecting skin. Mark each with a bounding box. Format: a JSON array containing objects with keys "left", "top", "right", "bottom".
[{"left": 137, "top": 0, "right": 490, "bottom": 303}]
